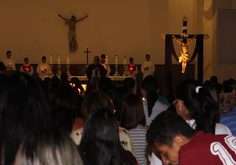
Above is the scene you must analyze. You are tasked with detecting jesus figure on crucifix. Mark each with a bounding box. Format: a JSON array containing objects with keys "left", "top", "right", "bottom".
[
  {"left": 58, "top": 14, "right": 89, "bottom": 53},
  {"left": 172, "top": 35, "right": 196, "bottom": 73}
]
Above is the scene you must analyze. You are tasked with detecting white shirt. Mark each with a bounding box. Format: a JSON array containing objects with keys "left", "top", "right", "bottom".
[
  {"left": 100, "top": 62, "right": 111, "bottom": 74},
  {"left": 37, "top": 63, "right": 50, "bottom": 80},
  {"left": 141, "top": 61, "right": 155, "bottom": 79},
  {"left": 3, "top": 58, "right": 16, "bottom": 70}
]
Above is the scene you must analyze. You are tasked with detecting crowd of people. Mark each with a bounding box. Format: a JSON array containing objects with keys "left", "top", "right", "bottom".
[{"left": 1, "top": 50, "right": 236, "bottom": 164}]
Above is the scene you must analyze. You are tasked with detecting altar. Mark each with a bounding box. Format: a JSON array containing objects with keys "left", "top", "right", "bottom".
[{"left": 70, "top": 75, "right": 130, "bottom": 82}]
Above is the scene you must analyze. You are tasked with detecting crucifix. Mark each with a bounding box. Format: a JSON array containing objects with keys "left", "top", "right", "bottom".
[{"left": 83, "top": 48, "right": 92, "bottom": 67}]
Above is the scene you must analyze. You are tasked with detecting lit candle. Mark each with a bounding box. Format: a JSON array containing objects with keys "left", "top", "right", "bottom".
[
  {"left": 130, "top": 67, "right": 133, "bottom": 71},
  {"left": 57, "top": 54, "right": 60, "bottom": 65},
  {"left": 115, "top": 55, "right": 118, "bottom": 65},
  {"left": 67, "top": 56, "right": 70, "bottom": 65},
  {"left": 124, "top": 55, "right": 126, "bottom": 65},
  {"left": 9, "top": 63, "right": 11, "bottom": 66},
  {"left": 50, "top": 54, "right": 53, "bottom": 64},
  {"left": 78, "top": 88, "right": 81, "bottom": 94},
  {"left": 105, "top": 56, "right": 108, "bottom": 65}
]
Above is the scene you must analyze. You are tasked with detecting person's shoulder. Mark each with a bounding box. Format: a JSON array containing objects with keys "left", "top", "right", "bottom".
[{"left": 155, "top": 100, "right": 169, "bottom": 108}]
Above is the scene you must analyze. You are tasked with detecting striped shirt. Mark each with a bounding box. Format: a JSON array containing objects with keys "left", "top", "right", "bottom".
[{"left": 128, "top": 124, "right": 148, "bottom": 165}]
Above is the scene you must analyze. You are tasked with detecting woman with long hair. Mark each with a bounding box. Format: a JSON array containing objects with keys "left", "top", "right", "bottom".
[
  {"left": 141, "top": 75, "right": 169, "bottom": 126},
  {"left": 0, "top": 72, "right": 51, "bottom": 165},
  {"left": 174, "top": 78, "right": 231, "bottom": 135},
  {"left": 120, "top": 94, "right": 147, "bottom": 165},
  {"left": 80, "top": 108, "right": 137, "bottom": 165}
]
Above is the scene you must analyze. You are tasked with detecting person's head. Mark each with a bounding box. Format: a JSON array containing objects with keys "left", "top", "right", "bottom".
[
  {"left": 98, "top": 77, "right": 112, "bottom": 95},
  {"left": 129, "top": 57, "right": 134, "bottom": 64},
  {"left": 80, "top": 108, "right": 136, "bottom": 165},
  {"left": 60, "top": 73, "right": 68, "bottom": 84},
  {"left": 82, "top": 91, "right": 114, "bottom": 120},
  {"left": 175, "top": 78, "right": 218, "bottom": 134},
  {"left": 71, "top": 15, "right": 76, "bottom": 20},
  {"left": 15, "top": 127, "right": 84, "bottom": 165},
  {"left": 141, "top": 75, "right": 159, "bottom": 117},
  {"left": 24, "top": 58, "right": 29, "bottom": 65},
  {"left": 222, "top": 80, "right": 233, "bottom": 93},
  {"left": 146, "top": 110, "right": 196, "bottom": 165},
  {"left": 111, "top": 86, "right": 130, "bottom": 121},
  {"left": 210, "top": 76, "right": 218, "bottom": 84},
  {"left": 0, "top": 62, "right": 6, "bottom": 73},
  {"left": 42, "top": 56, "right": 46, "bottom": 63},
  {"left": 203, "top": 81, "right": 217, "bottom": 102},
  {"left": 120, "top": 94, "right": 146, "bottom": 130},
  {"left": 51, "top": 84, "right": 78, "bottom": 134},
  {"left": 94, "top": 56, "right": 100, "bottom": 65},
  {"left": 6, "top": 50, "right": 11, "bottom": 58},
  {"left": 101, "top": 54, "right": 106, "bottom": 62},
  {"left": 0, "top": 72, "right": 51, "bottom": 165},
  {"left": 123, "top": 77, "right": 135, "bottom": 94},
  {"left": 145, "top": 54, "right": 150, "bottom": 61}
]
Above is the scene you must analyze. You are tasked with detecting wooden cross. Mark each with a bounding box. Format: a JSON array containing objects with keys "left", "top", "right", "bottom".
[{"left": 83, "top": 48, "right": 92, "bottom": 66}]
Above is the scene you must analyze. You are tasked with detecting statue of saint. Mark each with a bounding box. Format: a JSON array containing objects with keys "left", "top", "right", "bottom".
[
  {"left": 172, "top": 35, "right": 196, "bottom": 73},
  {"left": 58, "top": 14, "right": 89, "bottom": 52}
]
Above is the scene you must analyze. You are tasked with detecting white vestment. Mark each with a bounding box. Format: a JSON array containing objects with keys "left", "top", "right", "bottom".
[
  {"left": 141, "top": 61, "right": 155, "bottom": 79},
  {"left": 37, "top": 63, "right": 50, "bottom": 80}
]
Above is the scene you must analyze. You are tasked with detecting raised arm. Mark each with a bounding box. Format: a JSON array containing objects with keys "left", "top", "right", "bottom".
[
  {"left": 187, "top": 35, "right": 196, "bottom": 45},
  {"left": 76, "top": 15, "right": 89, "bottom": 22},
  {"left": 172, "top": 35, "right": 182, "bottom": 44},
  {"left": 58, "top": 14, "right": 67, "bottom": 21}
]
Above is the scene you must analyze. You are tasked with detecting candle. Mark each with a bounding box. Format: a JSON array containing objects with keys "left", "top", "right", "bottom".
[
  {"left": 124, "top": 55, "right": 126, "bottom": 65},
  {"left": 50, "top": 54, "right": 53, "bottom": 64},
  {"left": 57, "top": 54, "right": 60, "bottom": 65},
  {"left": 67, "top": 56, "right": 70, "bottom": 65},
  {"left": 115, "top": 55, "right": 118, "bottom": 65},
  {"left": 78, "top": 88, "right": 81, "bottom": 94},
  {"left": 130, "top": 67, "right": 133, "bottom": 71},
  {"left": 105, "top": 56, "right": 108, "bottom": 65},
  {"left": 9, "top": 63, "right": 11, "bottom": 66}
]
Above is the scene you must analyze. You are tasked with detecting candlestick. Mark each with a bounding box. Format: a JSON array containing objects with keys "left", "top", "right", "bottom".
[
  {"left": 67, "top": 56, "right": 70, "bottom": 65},
  {"left": 115, "top": 55, "right": 118, "bottom": 65},
  {"left": 50, "top": 54, "right": 53, "bottom": 65},
  {"left": 105, "top": 56, "right": 108, "bottom": 65},
  {"left": 124, "top": 55, "right": 126, "bottom": 65},
  {"left": 57, "top": 54, "right": 60, "bottom": 65}
]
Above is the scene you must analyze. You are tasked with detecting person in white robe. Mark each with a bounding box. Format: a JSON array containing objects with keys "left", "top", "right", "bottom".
[
  {"left": 3, "top": 51, "right": 16, "bottom": 70},
  {"left": 141, "top": 54, "right": 155, "bottom": 79},
  {"left": 37, "top": 56, "right": 50, "bottom": 80},
  {"left": 100, "top": 54, "right": 111, "bottom": 75}
]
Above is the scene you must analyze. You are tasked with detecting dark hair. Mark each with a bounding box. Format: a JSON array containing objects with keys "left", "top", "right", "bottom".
[
  {"left": 129, "top": 57, "right": 133, "bottom": 61},
  {"left": 141, "top": 75, "right": 159, "bottom": 117},
  {"left": 0, "top": 72, "right": 51, "bottom": 165},
  {"left": 176, "top": 78, "right": 218, "bottom": 134},
  {"left": 60, "top": 73, "right": 68, "bottom": 84},
  {"left": 80, "top": 108, "right": 136, "bottom": 165},
  {"left": 42, "top": 56, "right": 46, "bottom": 60},
  {"left": 111, "top": 86, "right": 130, "bottom": 121},
  {"left": 124, "top": 78, "right": 135, "bottom": 93},
  {"left": 120, "top": 94, "right": 146, "bottom": 130},
  {"left": 6, "top": 51, "right": 11, "bottom": 55},
  {"left": 24, "top": 58, "right": 29, "bottom": 61},
  {"left": 101, "top": 54, "right": 106, "bottom": 58},
  {"left": 145, "top": 54, "right": 150, "bottom": 58},
  {"left": 146, "top": 110, "right": 196, "bottom": 147},
  {"left": 82, "top": 91, "right": 114, "bottom": 120},
  {"left": 51, "top": 84, "right": 78, "bottom": 134},
  {"left": 16, "top": 127, "right": 84, "bottom": 165},
  {"left": 210, "top": 76, "right": 218, "bottom": 83},
  {"left": 223, "top": 80, "right": 233, "bottom": 93},
  {"left": 98, "top": 77, "right": 112, "bottom": 95},
  {"left": 0, "top": 62, "right": 6, "bottom": 72}
]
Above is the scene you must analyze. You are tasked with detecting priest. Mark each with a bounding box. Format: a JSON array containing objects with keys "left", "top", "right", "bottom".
[{"left": 86, "top": 56, "right": 107, "bottom": 80}]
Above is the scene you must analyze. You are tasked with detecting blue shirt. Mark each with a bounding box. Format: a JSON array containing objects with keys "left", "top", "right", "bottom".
[{"left": 220, "top": 106, "right": 236, "bottom": 136}]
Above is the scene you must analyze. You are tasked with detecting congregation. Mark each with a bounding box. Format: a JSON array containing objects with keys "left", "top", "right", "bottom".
[{"left": 1, "top": 50, "right": 236, "bottom": 165}]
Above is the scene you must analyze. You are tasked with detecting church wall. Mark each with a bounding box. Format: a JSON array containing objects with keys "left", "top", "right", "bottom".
[{"left": 1, "top": 0, "right": 236, "bottom": 83}]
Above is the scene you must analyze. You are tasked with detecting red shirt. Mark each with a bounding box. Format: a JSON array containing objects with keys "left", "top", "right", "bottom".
[
  {"left": 127, "top": 64, "right": 136, "bottom": 71},
  {"left": 179, "top": 131, "right": 236, "bottom": 165},
  {"left": 22, "top": 65, "right": 32, "bottom": 71}
]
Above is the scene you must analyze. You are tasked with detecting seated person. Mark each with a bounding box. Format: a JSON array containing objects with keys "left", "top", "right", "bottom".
[
  {"left": 86, "top": 56, "right": 107, "bottom": 80},
  {"left": 20, "top": 58, "right": 34, "bottom": 76},
  {"left": 147, "top": 110, "right": 236, "bottom": 165}
]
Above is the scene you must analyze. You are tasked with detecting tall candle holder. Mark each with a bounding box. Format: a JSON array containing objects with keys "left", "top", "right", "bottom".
[
  {"left": 123, "top": 64, "right": 127, "bottom": 76},
  {"left": 114, "top": 65, "right": 119, "bottom": 76},
  {"left": 57, "top": 64, "right": 61, "bottom": 77},
  {"left": 49, "top": 64, "right": 54, "bottom": 78},
  {"left": 106, "top": 64, "right": 110, "bottom": 76},
  {"left": 66, "top": 64, "right": 71, "bottom": 78}
]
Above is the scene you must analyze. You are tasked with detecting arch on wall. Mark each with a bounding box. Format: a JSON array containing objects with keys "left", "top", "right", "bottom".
[{"left": 165, "top": 34, "right": 204, "bottom": 98}]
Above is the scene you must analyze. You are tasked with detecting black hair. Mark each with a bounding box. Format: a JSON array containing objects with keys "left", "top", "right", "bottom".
[
  {"left": 24, "top": 58, "right": 29, "bottom": 61},
  {"left": 129, "top": 57, "right": 134, "bottom": 61},
  {"left": 146, "top": 110, "right": 196, "bottom": 147},
  {"left": 0, "top": 62, "right": 6, "bottom": 72},
  {"left": 176, "top": 78, "right": 218, "bottom": 134},
  {"left": 6, "top": 51, "right": 11, "bottom": 55},
  {"left": 101, "top": 54, "right": 106, "bottom": 58},
  {"left": 141, "top": 75, "right": 159, "bottom": 117},
  {"left": 0, "top": 72, "right": 51, "bottom": 165},
  {"left": 42, "top": 56, "right": 46, "bottom": 60},
  {"left": 98, "top": 77, "right": 112, "bottom": 95},
  {"left": 123, "top": 77, "right": 135, "bottom": 93},
  {"left": 210, "top": 76, "right": 218, "bottom": 84},
  {"left": 145, "top": 54, "right": 150, "bottom": 58},
  {"left": 80, "top": 108, "right": 136, "bottom": 165}
]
